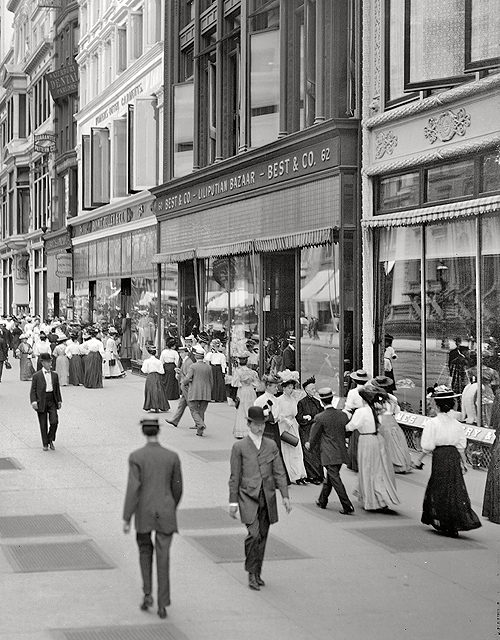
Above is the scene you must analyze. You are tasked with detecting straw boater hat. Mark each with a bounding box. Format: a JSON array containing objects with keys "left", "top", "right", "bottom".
[
  {"left": 427, "top": 385, "right": 461, "bottom": 399},
  {"left": 349, "top": 369, "right": 370, "bottom": 383}
]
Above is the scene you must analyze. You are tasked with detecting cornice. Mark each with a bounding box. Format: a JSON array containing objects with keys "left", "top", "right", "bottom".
[{"left": 22, "top": 39, "right": 52, "bottom": 76}]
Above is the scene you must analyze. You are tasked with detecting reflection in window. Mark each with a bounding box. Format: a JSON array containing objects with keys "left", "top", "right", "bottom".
[
  {"left": 466, "top": 0, "right": 500, "bottom": 71},
  {"left": 250, "top": 30, "right": 280, "bottom": 148},
  {"left": 378, "top": 226, "right": 422, "bottom": 412},
  {"left": 300, "top": 245, "right": 340, "bottom": 394},
  {"left": 481, "top": 154, "right": 500, "bottom": 194},
  {"left": 378, "top": 172, "right": 420, "bottom": 211},
  {"left": 173, "top": 83, "right": 194, "bottom": 177},
  {"left": 425, "top": 160, "right": 474, "bottom": 203}
]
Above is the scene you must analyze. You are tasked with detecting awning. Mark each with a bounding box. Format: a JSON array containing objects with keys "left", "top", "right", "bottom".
[
  {"left": 301, "top": 269, "right": 339, "bottom": 302},
  {"left": 362, "top": 195, "right": 500, "bottom": 228},
  {"left": 151, "top": 249, "right": 196, "bottom": 264},
  {"left": 197, "top": 241, "right": 253, "bottom": 258}
]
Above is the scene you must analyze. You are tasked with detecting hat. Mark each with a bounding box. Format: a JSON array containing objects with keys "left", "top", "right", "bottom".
[
  {"left": 193, "top": 345, "right": 205, "bottom": 356},
  {"left": 371, "top": 375, "right": 394, "bottom": 389},
  {"left": 263, "top": 373, "right": 281, "bottom": 386},
  {"left": 178, "top": 345, "right": 188, "bottom": 352},
  {"left": 359, "top": 384, "right": 388, "bottom": 404},
  {"left": 287, "top": 335, "right": 296, "bottom": 343},
  {"left": 198, "top": 331, "right": 210, "bottom": 344},
  {"left": 184, "top": 335, "right": 195, "bottom": 342},
  {"left": 279, "top": 369, "right": 300, "bottom": 386},
  {"left": 57, "top": 336, "right": 68, "bottom": 344},
  {"left": 302, "top": 376, "right": 316, "bottom": 389},
  {"left": 384, "top": 334, "right": 394, "bottom": 341},
  {"left": 318, "top": 387, "right": 334, "bottom": 401},
  {"left": 238, "top": 350, "right": 251, "bottom": 360},
  {"left": 247, "top": 406, "right": 266, "bottom": 423},
  {"left": 147, "top": 345, "right": 157, "bottom": 354},
  {"left": 140, "top": 418, "right": 160, "bottom": 436},
  {"left": 349, "top": 369, "right": 370, "bottom": 383},
  {"left": 108, "top": 327, "right": 117, "bottom": 334},
  {"left": 39, "top": 352, "right": 52, "bottom": 362},
  {"left": 428, "top": 385, "right": 461, "bottom": 399},
  {"left": 19, "top": 333, "right": 28, "bottom": 340}
]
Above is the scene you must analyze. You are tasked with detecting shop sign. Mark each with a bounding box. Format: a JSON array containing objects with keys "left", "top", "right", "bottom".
[
  {"left": 37, "top": 0, "right": 62, "bottom": 6},
  {"left": 155, "top": 138, "right": 340, "bottom": 215},
  {"left": 55, "top": 254, "right": 73, "bottom": 278},
  {"left": 95, "top": 83, "right": 144, "bottom": 124},
  {"left": 45, "top": 64, "right": 78, "bottom": 100},
  {"left": 45, "top": 231, "right": 71, "bottom": 253},
  {"left": 395, "top": 411, "right": 496, "bottom": 444},
  {"left": 72, "top": 202, "right": 152, "bottom": 238},
  {"left": 34, "top": 134, "right": 57, "bottom": 154}
]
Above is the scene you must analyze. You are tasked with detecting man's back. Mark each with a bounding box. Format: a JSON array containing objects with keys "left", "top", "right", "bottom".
[
  {"left": 185, "top": 361, "right": 212, "bottom": 401},
  {"left": 310, "top": 407, "right": 349, "bottom": 466}
]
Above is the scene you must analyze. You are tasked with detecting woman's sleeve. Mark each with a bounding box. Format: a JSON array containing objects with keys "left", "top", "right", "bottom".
[
  {"left": 420, "top": 424, "right": 435, "bottom": 453},
  {"left": 346, "top": 408, "right": 363, "bottom": 432}
]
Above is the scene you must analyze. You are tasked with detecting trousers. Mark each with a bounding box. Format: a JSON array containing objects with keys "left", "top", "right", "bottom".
[
  {"left": 318, "top": 464, "right": 353, "bottom": 511},
  {"left": 136, "top": 531, "right": 173, "bottom": 609},
  {"left": 188, "top": 399, "right": 209, "bottom": 430},
  {"left": 37, "top": 392, "right": 59, "bottom": 447},
  {"left": 171, "top": 389, "right": 188, "bottom": 425},
  {"left": 244, "top": 489, "right": 270, "bottom": 575}
]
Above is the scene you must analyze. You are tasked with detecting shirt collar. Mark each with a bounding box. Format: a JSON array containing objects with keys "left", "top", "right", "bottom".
[{"left": 248, "top": 431, "right": 263, "bottom": 449}]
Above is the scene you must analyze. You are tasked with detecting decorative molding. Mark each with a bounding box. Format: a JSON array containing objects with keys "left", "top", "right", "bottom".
[
  {"left": 375, "top": 130, "right": 398, "bottom": 158},
  {"left": 372, "top": 0, "right": 382, "bottom": 112},
  {"left": 364, "top": 133, "right": 500, "bottom": 176},
  {"left": 424, "top": 108, "right": 471, "bottom": 144},
  {"left": 365, "top": 73, "right": 500, "bottom": 129}
]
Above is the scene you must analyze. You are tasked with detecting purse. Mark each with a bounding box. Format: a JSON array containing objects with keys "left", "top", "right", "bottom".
[
  {"left": 109, "top": 358, "right": 116, "bottom": 367},
  {"left": 4, "top": 360, "right": 12, "bottom": 369},
  {"left": 280, "top": 430, "right": 299, "bottom": 447}
]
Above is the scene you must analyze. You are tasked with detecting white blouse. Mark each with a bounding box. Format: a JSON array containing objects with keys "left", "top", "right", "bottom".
[
  {"left": 159, "top": 348, "right": 179, "bottom": 364},
  {"left": 65, "top": 341, "right": 82, "bottom": 357},
  {"left": 80, "top": 338, "right": 105, "bottom": 355},
  {"left": 204, "top": 351, "right": 227, "bottom": 372},
  {"left": 141, "top": 355, "right": 164, "bottom": 375},
  {"left": 420, "top": 413, "right": 466, "bottom": 453},
  {"left": 346, "top": 406, "right": 377, "bottom": 434}
]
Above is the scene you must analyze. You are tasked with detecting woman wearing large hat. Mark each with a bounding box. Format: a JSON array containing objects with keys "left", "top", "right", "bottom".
[
  {"left": 53, "top": 335, "right": 70, "bottom": 386},
  {"left": 65, "top": 332, "right": 84, "bottom": 386},
  {"left": 344, "top": 369, "right": 371, "bottom": 472},
  {"left": 419, "top": 386, "right": 481, "bottom": 537},
  {"left": 15, "top": 334, "right": 35, "bottom": 382},
  {"left": 232, "top": 351, "right": 259, "bottom": 438}
]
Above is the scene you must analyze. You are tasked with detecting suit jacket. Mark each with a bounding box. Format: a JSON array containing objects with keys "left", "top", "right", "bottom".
[
  {"left": 182, "top": 360, "right": 212, "bottom": 401},
  {"left": 309, "top": 406, "right": 349, "bottom": 466},
  {"left": 123, "top": 442, "right": 183, "bottom": 534},
  {"left": 229, "top": 436, "right": 289, "bottom": 525},
  {"left": 296, "top": 395, "right": 323, "bottom": 427},
  {"left": 30, "top": 369, "right": 62, "bottom": 412},
  {"left": 0, "top": 336, "right": 8, "bottom": 361},
  {"left": 281, "top": 345, "right": 295, "bottom": 371}
]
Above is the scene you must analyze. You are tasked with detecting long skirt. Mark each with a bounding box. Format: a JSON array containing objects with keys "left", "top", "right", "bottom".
[
  {"left": 143, "top": 372, "right": 170, "bottom": 412},
  {"left": 55, "top": 354, "right": 70, "bottom": 386},
  {"left": 84, "top": 351, "right": 103, "bottom": 389},
  {"left": 19, "top": 353, "right": 34, "bottom": 381},
  {"left": 379, "top": 414, "right": 413, "bottom": 473},
  {"left": 347, "top": 430, "right": 359, "bottom": 472},
  {"left": 356, "top": 433, "right": 400, "bottom": 510},
  {"left": 278, "top": 419, "right": 307, "bottom": 483},
  {"left": 483, "top": 438, "right": 500, "bottom": 524},
  {"left": 298, "top": 423, "right": 324, "bottom": 481},
  {"left": 163, "top": 363, "right": 180, "bottom": 400},
  {"left": 211, "top": 364, "right": 227, "bottom": 402},
  {"left": 233, "top": 384, "right": 256, "bottom": 438},
  {"left": 68, "top": 355, "right": 84, "bottom": 386},
  {"left": 103, "top": 355, "right": 125, "bottom": 378},
  {"left": 422, "top": 446, "right": 481, "bottom": 534}
]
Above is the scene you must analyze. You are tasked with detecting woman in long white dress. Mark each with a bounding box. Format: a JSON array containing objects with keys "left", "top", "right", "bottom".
[
  {"left": 346, "top": 385, "right": 400, "bottom": 510},
  {"left": 102, "top": 328, "right": 125, "bottom": 378},
  {"left": 53, "top": 337, "right": 70, "bottom": 386},
  {"left": 232, "top": 353, "right": 259, "bottom": 438},
  {"left": 276, "top": 371, "right": 307, "bottom": 485}
]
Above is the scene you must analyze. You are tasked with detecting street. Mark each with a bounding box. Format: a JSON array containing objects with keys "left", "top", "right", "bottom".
[{"left": 0, "top": 364, "right": 498, "bottom": 640}]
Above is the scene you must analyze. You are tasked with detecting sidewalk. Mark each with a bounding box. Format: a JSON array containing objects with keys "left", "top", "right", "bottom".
[{"left": 0, "top": 365, "right": 498, "bottom": 640}]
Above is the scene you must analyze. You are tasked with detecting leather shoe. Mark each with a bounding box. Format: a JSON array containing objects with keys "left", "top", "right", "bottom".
[
  {"left": 248, "top": 573, "right": 260, "bottom": 590},
  {"left": 140, "top": 595, "right": 153, "bottom": 610},
  {"left": 165, "top": 420, "right": 178, "bottom": 427},
  {"left": 158, "top": 607, "right": 167, "bottom": 619},
  {"left": 339, "top": 507, "right": 354, "bottom": 515},
  {"left": 256, "top": 574, "right": 265, "bottom": 586},
  {"left": 42, "top": 445, "right": 49, "bottom": 451},
  {"left": 49, "top": 442, "right": 55, "bottom": 450},
  {"left": 315, "top": 500, "right": 327, "bottom": 509}
]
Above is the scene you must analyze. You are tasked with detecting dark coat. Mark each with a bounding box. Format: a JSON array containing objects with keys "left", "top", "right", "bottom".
[
  {"left": 123, "top": 442, "right": 183, "bottom": 534},
  {"left": 229, "top": 436, "right": 289, "bottom": 525},
  {"left": 182, "top": 360, "right": 212, "bottom": 401},
  {"left": 29, "top": 369, "right": 62, "bottom": 412},
  {"left": 296, "top": 395, "right": 324, "bottom": 428},
  {"left": 309, "top": 406, "right": 349, "bottom": 466},
  {"left": 0, "top": 336, "right": 8, "bottom": 361},
  {"left": 281, "top": 345, "right": 296, "bottom": 371}
]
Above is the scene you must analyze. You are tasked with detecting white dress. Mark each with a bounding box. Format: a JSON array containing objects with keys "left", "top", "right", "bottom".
[
  {"left": 275, "top": 393, "right": 307, "bottom": 482},
  {"left": 102, "top": 337, "right": 125, "bottom": 378}
]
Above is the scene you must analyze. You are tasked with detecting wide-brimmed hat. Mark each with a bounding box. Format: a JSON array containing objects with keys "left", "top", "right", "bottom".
[
  {"left": 247, "top": 406, "right": 266, "bottom": 423},
  {"left": 359, "top": 384, "right": 388, "bottom": 404},
  {"left": 371, "top": 375, "right": 394, "bottom": 389},
  {"left": 349, "top": 369, "right": 370, "bottom": 383},
  {"left": 427, "top": 385, "right": 461, "bottom": 399},
  {"left": 318, "top": 387, "right": 334, "bottom": 401},
  {"left": 57, "top": 336, "right": 68, "bottom": 344},
  {"left": 263, "top": 374, "right": 280, "bottom": 386},
  {"left": 193, "top": 345, "right": 205, "bottom": 356},
  {"left": 108, "top": 327, "right": 117, "bottom": 334},
  {"left": 279, "top": 369, "right": 300, "bottom": 386}
]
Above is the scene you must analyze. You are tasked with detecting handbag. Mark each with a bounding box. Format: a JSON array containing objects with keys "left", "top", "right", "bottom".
[
  {"left": 4, "top": 360, "right": 12, "bottom": 369},
  {"left": 108, "top": 358, "right": 116, "bottom": 367},
  {"left": 280, "top": 430, "right": 299, "bottom": 447}
]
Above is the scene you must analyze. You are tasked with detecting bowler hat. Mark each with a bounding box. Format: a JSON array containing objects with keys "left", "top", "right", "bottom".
[
  {"left": 140, "top": 417, "right": 160, "bottom": 435},
  {"left": 349, "top": 369, "right": 370, "bottom": 383},
  {"left": 39, "top": 352, "right": 52, "bottom": 362},
  {"left": 247, "top": 406, "right": 266, "bottom": 423},
  {"left": 318, "top": 387, "right": 334, "bottom": 401}
]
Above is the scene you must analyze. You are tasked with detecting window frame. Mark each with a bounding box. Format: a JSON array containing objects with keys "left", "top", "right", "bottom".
[{"left": 464, "top": 0, "right": 500, "bottom": 72}]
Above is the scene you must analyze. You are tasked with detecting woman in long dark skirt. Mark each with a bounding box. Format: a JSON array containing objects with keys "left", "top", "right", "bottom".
[
  {"left": 205, "top": 338, "right": 227, "bottom": 402},
  {"left": 141, "top": 347, "right": 170, "bottom": 412},
  {"left": 482, "top": 392, "right": 500, "bottom": 524},
  {"left": 81, "top": 329, "right": 104, "bottom": 389},
  {"left": 420, "top": 386, "right": 481, "bottom": 537},
  {"left": 159, "top": 338, "right": 180, "bottom": 400},
  {"left": 66, "top": 334, "right": 84, "bottom": 386}
]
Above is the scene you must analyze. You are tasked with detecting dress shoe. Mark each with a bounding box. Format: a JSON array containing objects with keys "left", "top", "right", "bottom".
[
  {"left": 315, "top": 500, "right": 327, "bottom": 509},
  {"left": 339, "top": 506, "right": 354, "bottom": 515},
  {"left": 256, "top": 574, "right": 265, "bottom": 586},
  {"left": 196, "top": 427, "right": 206, "bottom": 437},
  {"left": 140, "top": 595, "right": 153, "bottom": 610},
  {"left": 165, "top": 420, "right": 178, "bottom": 427},
  {"left": 42, "top": 445, "right": 49, "bottom": 451},
  {"left": 49, "top": 442, "right": 55, "bottom": 450},
  {"left": 157, "top": 607, "right": 167, "bottom": 619},
  {"left": 248, "top": 573, "right": 260, "bottom": 590}
]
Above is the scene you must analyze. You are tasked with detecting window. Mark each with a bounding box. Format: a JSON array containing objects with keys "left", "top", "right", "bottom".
[
  {"left": 180, "top": 0, "right": 195, "bottom": 29},
  {"left": 91, "top": 53, "right": 99, "bottom": 99},
  {"left": 146, "top": 0, "right": 162, "bottom": 44},
  {"left": 33, "top": 78, "right": 51, "bottom": 130},
  {"left": 425, "top": 160, "right": 475, "bottom": 203},
  {"left": 250, "top": 29, "right": 280, "bottom": 148},
  {"left": 17, "top": 168, "right": 29, "bottom": 235},
  {"left": 384, "top": 0, "right": 419, "bottom": 107},
  {"left": 292, "top": 2, "right": 316, "bottom": 131},
  {"left": 104, "top": 40, "right": 112, "bottom": 86},
  {"left": 465, "top": 0, "right": 500, "bottom": 71},
  {"left": 173, "top": 83, "right": 194, "bottom": 178},
  {"left": 117, "top": 27, "right": 127, "bottom": 72},
  {"left": 481, "top": 154, "right": 500, "bottom": 194},
  {"left": 32, "top": 158, "right": 50, "bottom": 231},
  {"left": 82, "top": 135, "right": 92, "bottom": 209},
  {"left": 112, "top": 118, "right": 127, "bottom": 197},
  {"left": 131, "top": 98, "right": 158, "bottom": 190},
  {"left": 91, "top": 127, "right": 110, "bottom": 206},
  {"left": 131, "top": 12, "right": 143, "bottom": 60},
  {"left": 0, "top": 185, "right": 7, "bottom": 240}
]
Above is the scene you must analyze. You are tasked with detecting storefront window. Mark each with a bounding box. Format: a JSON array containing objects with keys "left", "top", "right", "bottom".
[
  {"left": 481, "top": 154, "right": 500, "bottom": 194},
  {"left": 378, "top": 226, "right": 422, "bottom": 412},
  {"left": 425, "top": 221, "right": 477, "bottom": 411},
  {"left": 160, "top": 264, "right": 179, "bottom": 350},
  {"left": 300, "top": 244, "right": 341, "bottom": 394},
  {"left": 73, "top": 281, "right": 90, "bottom": 323},
  {"left": 378, "top": 172, "right": 420, "bottom": 211}
]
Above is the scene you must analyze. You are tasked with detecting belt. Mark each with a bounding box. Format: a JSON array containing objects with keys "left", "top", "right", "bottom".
[{"left": 359, "top": 432, "right": 377, "bottom": 436}]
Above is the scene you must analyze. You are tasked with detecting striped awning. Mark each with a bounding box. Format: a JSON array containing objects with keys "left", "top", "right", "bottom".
[
  {"left": 151, "top": 249, "right": 196, "bottom": 264},
  {"left": 362, "top": 195, "right": 500, "bottom": 228}
]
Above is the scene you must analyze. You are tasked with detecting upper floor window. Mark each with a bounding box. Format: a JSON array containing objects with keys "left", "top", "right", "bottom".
[
  {"left": 130, "top": 11, "right": 144, "bottom": 61},
  {"left": 33, "top": 78, "right": 51, "bottom": 130}
]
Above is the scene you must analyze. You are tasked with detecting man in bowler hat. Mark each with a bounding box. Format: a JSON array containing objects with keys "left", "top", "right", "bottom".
[
  {"left": 30, "top": 352, "right": 62, "bottom": 450},
  {"left": 306, "top": 387, "right": 354, "bottom": 514},
  {"left": 229, "top": 406, "right": 291, "bottom": 590},
  {"left": 123, "top": 418, "right": 183, "bottom": 619}
]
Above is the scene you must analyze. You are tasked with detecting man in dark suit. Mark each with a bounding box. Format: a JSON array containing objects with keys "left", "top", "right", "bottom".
[
  {"left": 0, "top": 331, "right": 8, "bottom": 382},
  {"left": 296, "top": 376, "right": 324, "bottom": 484},
  {"left": 229, "top": 406, "right": 291, "bottom": 591},
  {"left": 281, "top": 335, "right": 296, "bottom": 371},
  {"left": 306, "top": 387, "right": 354, "bottom": 515},
  {"left": 182, "top": 344, "right": 212, "bottom": 436},
  {"left": 30, "top": 352, "right": 63, "bottom": 450},
  {"left": 123, "top": 418, "right": 183, "bottom": 619}
]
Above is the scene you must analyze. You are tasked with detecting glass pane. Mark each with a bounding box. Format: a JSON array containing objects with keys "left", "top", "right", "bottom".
[
  {"left": 300, "top": 245, "right": 341, "bottom": 395},
  {"left": 91, "top": 128, "right": 110, "bottom": 205},
  {"left": 408, "top": 0, "right": 466, "bottom": 87},
  {"left": 250, "top": 30, "right": 279, "bottom": 148},
  {"left": 425, "top": 221, "right": 477, "bottom": 414},
  {"left": 425, "top": 160, "right": 475, "bottom": 203},
  {"left": 131, "top": 277, "right": 158, "bottom": 358},
  {"left": 379, "top": 172, "right": 420, "bottom": 211},
  {"left": 470, "top": 0, "right": 500, "bottom": 66},
  {"left": 173, "top": 83, "right": 194, "bottom": 178},
  {"left": 161, "top": 264, "right": 179, "bottom": 351},
  {"left": 386, "top": 0, "right": 406, "bottom": 102},
  {"left": 133, "top": 98, "right": 158, "bottom": 189},
  {"left": 481, "top": 154, "right": 500, "bottom": 193},
  {"left": 378, "top": 226, "right": 422, "bottom": 412},
  {"left": 481, "top": 215, "right": 500, "bottom": 427}
]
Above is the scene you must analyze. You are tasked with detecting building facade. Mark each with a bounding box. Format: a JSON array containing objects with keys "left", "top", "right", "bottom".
[
  {"left": 71, "top": 0, "right": 164, "bottom": 353},
  {"left": 152, "top": 0, "right": 362, "bottom": 392},
  {"left": 361, "top": 0, "right": 500, "bottom": 426}
]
